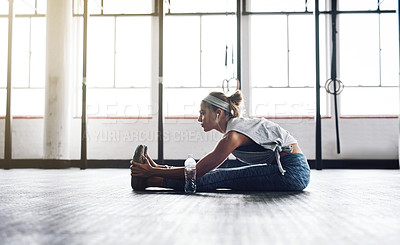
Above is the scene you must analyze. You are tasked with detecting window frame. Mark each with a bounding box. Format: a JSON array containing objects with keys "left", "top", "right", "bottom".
[
  {"left": 71, "top": 0, "right": 156, "bottom": 118},
  {"left": 1, "top": 0, "right": 399, "bottom": 119},
  {"left": 335, "top": 4, "right": 398, "bottom": 117},
  {"left": 162, "top": 3, "right": 238, "bottom": 118},
  {"left": 245, "top": 0, "right": 399, "bottom": 119}
]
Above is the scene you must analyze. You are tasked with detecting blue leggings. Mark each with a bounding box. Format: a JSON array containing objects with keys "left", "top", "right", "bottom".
[{"left": 163, "top": 153, "right": 310, "bottom": 192}]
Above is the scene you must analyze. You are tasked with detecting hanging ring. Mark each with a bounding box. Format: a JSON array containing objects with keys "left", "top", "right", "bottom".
[
  {"left": 222, "top": 78, "right": 241, "bottom": 94},
  {"left": 325, "top": 78, "right": 344, "bottom": 95}
]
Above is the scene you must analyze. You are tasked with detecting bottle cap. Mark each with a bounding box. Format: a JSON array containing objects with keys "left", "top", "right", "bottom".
[{"left": 188, "top": 154, "right": 193, "bottom": 158}]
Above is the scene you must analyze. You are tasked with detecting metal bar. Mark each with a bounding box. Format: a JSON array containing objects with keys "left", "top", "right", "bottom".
[
  {"left": 314, "top": 0, "right": 322, "bottom": 170},
  {"left": 4, "top": 84, "right": 397, "bottom": 90},
  {"left": 243, "top": 10, "right": 396, "bottom": 16},
  {"left": 378, "top": 13, "right": 382, "bottom": 87},
  {"left": 4, "top": 0, "right": 14, "bottom": 169},
  {"left": 113, "top": 16, "right": 116, "bottom": 88},
  {"left": 200, "top": 16, "right": 202, "bottom": 87},
  {"left": 243, "top": 11, "right": 313, "bottom": 15},
  {"left": 80, "top": 0, "right": 88, "bottom": 169},
  {"left": 1, "top": 14, "right": 46, "bottom": 17},
  {"left": 335, "top": 10, "right": 396, "bottom": 14},
  {"left": 286, "top": 14, "right": 290, "bottom": 87},
  {"left": 1, "top": 10, "right": 393, "bottom": 19},
  {"left": 158, "top": 0, "right": 164, "bottom": 163},
  {"left": 28, "top": 18, "right": 32, "bottom": 88},
  {"left": 166, "top": 12, "right": 236, "bottom": 16},
  {"left": 251, "top": 85, "right": 399, "bottom": 88},
  {"left": 331, "top": 0, "right": 341, "bottom": 154},
  {"left": 236, "top": 0, "right": 241, "bottom": 87},
  {"left": 398, "top": 0, "right": 400, "bottom": 169},
  {"left": 72, "top": 13, "right": 158, "bottom": 17}
]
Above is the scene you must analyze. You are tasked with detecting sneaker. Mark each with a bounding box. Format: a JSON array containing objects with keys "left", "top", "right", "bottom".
[{"left": 131, "top": 144, "right": 148, "bottom": 191}]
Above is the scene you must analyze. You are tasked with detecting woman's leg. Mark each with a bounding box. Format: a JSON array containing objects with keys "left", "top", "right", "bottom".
[
  {"left": 162, "top": 153, "right": 310, "bottom": 192},
  {"left": 217, "top": 159, "right": 249, "bottom": 168}
]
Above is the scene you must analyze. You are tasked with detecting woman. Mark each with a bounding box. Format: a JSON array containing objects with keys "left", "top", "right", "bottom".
[{"left": 130, "top": 91, "right": 310, "bottom": 192}]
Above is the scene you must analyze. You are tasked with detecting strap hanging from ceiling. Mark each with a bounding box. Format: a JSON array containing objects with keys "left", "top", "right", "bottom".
[
  {"left": 222, "top": 0, "right": 240, "bottom": 94},
  {"left": 327, "top": 0, "right": 342, "bottom": 154}
]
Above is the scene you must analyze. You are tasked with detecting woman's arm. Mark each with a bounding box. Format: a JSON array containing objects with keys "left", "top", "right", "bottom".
[
  {"left": 195, "top": 131, "right": 247, "bottom": 178},
  {"left": 131, "top": 131, "right": 252, "bottom": 179}
]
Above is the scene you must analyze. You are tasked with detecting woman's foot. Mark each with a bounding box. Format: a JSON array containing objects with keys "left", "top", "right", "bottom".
[{"left": 131, "top": 144, "right": 148, "bottom": 191}]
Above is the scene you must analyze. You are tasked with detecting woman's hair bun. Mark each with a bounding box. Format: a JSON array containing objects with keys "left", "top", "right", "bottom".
[{"left": 228, "top": 90, "right": 242, "bottom": 106}]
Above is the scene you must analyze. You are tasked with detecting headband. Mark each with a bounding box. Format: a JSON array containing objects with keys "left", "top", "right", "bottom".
[{"left": 202, "top": 94, "right": 230, "bottom": 112}]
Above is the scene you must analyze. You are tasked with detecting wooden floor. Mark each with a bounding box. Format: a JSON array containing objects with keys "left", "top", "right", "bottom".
[{"left": 0, "top": 168, "right": 399, "bottom": 245}]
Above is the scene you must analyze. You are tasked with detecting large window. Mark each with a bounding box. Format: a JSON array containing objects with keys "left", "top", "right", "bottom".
[
  {"left": 248, "top": 0, "right": 328, "bottom": 118},
  {"left": 73, "top": 0, "right": 153, "bottom": 118},
  {"left": 1, "top": 0, "right": 398, "bottom": 119},
  {"left": 338, "top": 1, "right": 399, "bottom": 116},
  {"left": 248, "top": 0, "right": 398, "bottom": 118},
  {"left": 164, "top": 0, "right": 237, "bottom": 117},
  {"left": 0, "top": 17, "right": 7, "bottom": 116},
  {"left": 0, "top": 0, "right": 46, "bottom": 117}
]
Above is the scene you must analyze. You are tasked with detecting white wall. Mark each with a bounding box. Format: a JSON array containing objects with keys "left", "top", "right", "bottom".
[{"left": 0, "top": 116, "right": 398, "bottom": 160}]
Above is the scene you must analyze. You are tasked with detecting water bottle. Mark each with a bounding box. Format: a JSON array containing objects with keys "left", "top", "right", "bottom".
[{"left": 184, "top": 154, "right": 197, "bottom": 193}]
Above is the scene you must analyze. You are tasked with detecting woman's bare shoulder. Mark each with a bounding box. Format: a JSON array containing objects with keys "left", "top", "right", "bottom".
[{"left": 224, "top": 130, "right": 254, "bottom": 146}]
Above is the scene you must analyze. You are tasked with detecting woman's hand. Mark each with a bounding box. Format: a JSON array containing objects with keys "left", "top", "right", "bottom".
[{"left": 130, "top": 158, "right": 155, "bottom": 178}]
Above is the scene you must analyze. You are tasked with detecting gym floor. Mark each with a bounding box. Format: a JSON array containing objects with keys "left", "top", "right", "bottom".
[{"left": 0, "top": 168, "right": 399, "bottom": 245}]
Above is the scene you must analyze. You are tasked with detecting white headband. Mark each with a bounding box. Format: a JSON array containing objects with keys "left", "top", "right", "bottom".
[{"left": 202, "top": 94, "right": 230, "bottom": 112}]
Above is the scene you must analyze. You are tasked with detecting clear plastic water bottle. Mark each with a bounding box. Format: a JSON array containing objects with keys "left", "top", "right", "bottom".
[{"left": 184, "top": 154, "right": 197, "bottom": 193}]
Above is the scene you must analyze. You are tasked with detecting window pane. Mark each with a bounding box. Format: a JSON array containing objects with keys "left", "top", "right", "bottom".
[
  {"left": 86, "top": 88, "right": 151, "bottom": 117},
  {"left": 201, "top": 15, "right": 236, "bottom": 87},
  {"left": 251, "top": 88, "right": 327, "bottom": 117},
  {"left": 169, "top": 0, "right": 235, "bottom": 13},
  {"left": 87, "top": 17, "right": 115, "bottom": 87},
  {"left": 341, "top": 87, "right": 398, "bottom": 116},
  {"left": 89, "top": 0, "right": 102, "bottom": 14},
  {"left": 339, "top": 14, "right": 380, "bottom": 86},
  {"left": 0, "top": 88, "right": 5, "bottom": 115},
  {"left": 338, "top": 0, "right": 378, "bottom": 11},
  {"left": 12, "top": 18, "right": 30, "bottom": 87},
  {"left": 103, "top": 0, "right": 153, "bottom": 14},
  {"left": 74, "top": 0, "right": 84, "bottom": 15},
  {"left": 30, "top": 17, "right": 46, "bottom": 88},
  {"left": 306, "top": 0, "right": 326, "bottom": 12},
  {"left": 115, "top": 17, "right": 152, "bottom": 87},
  {"left": 380, "top": 14, "right": 399, "bottom": 86},
  {"left": 72, "top": 17, "right": 84, "bottom": 117},
  {"left": 249, "top": 0, "right": 306, "bottom": 12},
  {"left": 288, "top": 15, "right": 315, "bottom": 87},
  {"left": 0, "top": 18, "right": 7, "bottom": 87},
  {"left": 74, "top": 0, "right": 102, "bottom": 16},
  {"left": 11, "top": 88, "right": 44, "bottom": 116},
  {"left": 379, "top": 0, "right": 397, "bottom": 10},
  {"left": 164, "top": 16, "right": 200, "bottom": 87},
  {"left": 37, "top": 0, "right": 47, "bottom": 14},
  {"left": 250, "top": 15, "right": 287, "bottom": 87},
  {"left": 165, "top": 88, "right": 214, "bottom": 117},
  {"left": 318, "top": 15, "right": 328, "bottom": 86},
  {"left": 14, "top": 0, "right": 35, "bottom": 14},
  {"left": 0, "top": 0, "right": 8, "bottom": 14}
]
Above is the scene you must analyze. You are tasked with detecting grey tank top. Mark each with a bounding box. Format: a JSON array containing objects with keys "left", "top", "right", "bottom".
[{"left": 224, "top": 117, "right": 298, "bottom": 175}]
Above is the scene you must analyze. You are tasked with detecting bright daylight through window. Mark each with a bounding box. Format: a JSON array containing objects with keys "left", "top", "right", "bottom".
[{"left": 0, "top": 0, "right": 398, "bottom": 118}]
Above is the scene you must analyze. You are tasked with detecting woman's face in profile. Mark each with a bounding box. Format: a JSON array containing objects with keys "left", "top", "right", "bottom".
[{"left": 198, "top": 102, "right": 216, "bottom": 132}]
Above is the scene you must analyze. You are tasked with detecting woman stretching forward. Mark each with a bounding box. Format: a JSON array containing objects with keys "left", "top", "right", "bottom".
[{"left": 130, "top": 91, "right": 310, "bottom": 192}]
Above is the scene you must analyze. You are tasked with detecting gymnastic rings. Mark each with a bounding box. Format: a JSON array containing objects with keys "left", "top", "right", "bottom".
[
  {"left": 222, "top": 77, "right": 241, "bottom": 95},
  {"left": 325, "top": 78, "right": 344, "bottom": 95}
]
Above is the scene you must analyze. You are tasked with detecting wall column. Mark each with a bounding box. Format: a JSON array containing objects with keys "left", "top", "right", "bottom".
[{"left": 44, "top": 0, "right": 72, "bottom": 159}]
